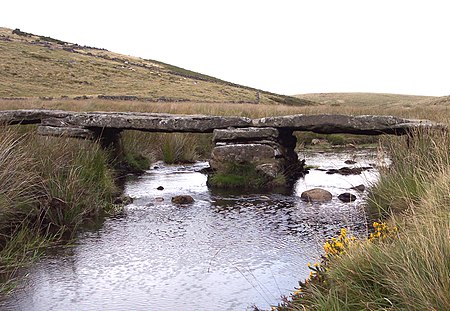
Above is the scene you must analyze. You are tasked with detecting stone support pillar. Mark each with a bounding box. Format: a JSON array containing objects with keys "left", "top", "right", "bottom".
[{"left": 209, "top": 127, "right": 306, "bottom": 186}]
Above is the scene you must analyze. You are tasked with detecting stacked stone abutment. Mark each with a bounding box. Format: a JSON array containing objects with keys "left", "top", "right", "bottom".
[{"left": 210, "top": 127, "right": 305, "bottom": 183}]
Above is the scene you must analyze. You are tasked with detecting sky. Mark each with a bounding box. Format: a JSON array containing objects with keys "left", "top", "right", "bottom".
[{"left": 1, "top": 0, "right": 449, "bottom": 96}]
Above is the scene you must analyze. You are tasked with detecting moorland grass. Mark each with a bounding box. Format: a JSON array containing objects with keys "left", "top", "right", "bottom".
[
  {"left": 0, "top": 126, "right": 118, "bottom": 294},
  {"left": 0, "top": 27, "right": 312, "bottom": 106}
]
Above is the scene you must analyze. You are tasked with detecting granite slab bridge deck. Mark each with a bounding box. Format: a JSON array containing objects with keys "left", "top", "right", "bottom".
[{"left": 0, "top": 109, "right": 443, "bottom": 138}]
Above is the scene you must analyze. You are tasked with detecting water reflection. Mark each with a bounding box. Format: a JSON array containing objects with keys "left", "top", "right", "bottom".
[{"left": 2, "top": 149, "right": 379, "bottom": 311}]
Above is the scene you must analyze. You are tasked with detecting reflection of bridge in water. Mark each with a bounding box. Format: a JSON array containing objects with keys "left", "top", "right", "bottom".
[{"left": 1, "top": 109, "right": 444, "bottom": 179}]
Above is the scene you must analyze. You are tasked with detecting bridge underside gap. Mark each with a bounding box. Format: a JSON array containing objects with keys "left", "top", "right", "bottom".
[{"left": 91, "top": 128, "right": 125, "bottom": 164}]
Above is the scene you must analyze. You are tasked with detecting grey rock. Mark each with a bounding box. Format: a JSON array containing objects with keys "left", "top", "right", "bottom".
[
  {"left": 1, "top": 110, "right": 442, "bottom": 135},
  {"left": 171, "top": 195, "right": 194, "bottom": 205},
  {"left": 252, "top": 114, "right": 444, "bottom": 135},
  {"left": 37, "top": 125, "right": 94, "bottom": 139},
  {"left": 338, "top": 193, "right": 357, "bottom": 203},
  {"left": 344, "top": 160, "right": 357, "bottom": 164},
  {"left": 66, "top": 112, "right": 252, "bottom": 133},
  {"left": 351, "top": 184, "right": 366, "bottom": 192},
  {"left": 213, "top": 127, "right": 279, "bottom": 142},
  {"left": 209, "top": 144, "right": 277, "bottom": 171},
  {"left": 301, "top": 188, "right": 332, "bottom": 203},
  {"left": 326, "top": 167, "right": 372, "bottom": 175},
  {"left": 256, "top": 163, "right": 280, "bottom": 179}
]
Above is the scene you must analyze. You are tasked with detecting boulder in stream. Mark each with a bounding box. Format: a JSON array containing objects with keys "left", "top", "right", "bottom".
[
  {"left": 338, "top": 193, "right": 357, "bottom": 203},
  {"left": 300, "top": 188, "right": 332, "bottom": 203},
  {"left": 171, "top": 195, "right": 194, "bottom": 205},
  {"left": 351, "top": 184, "right": 366, "bottom": 192}
]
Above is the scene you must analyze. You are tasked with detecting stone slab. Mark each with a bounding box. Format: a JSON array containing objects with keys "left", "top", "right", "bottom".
[
  {"left": 37, "top": 125, "right": 94, "bottom": 139},
  {"left": 252, "top": 114, "right": 443, "bottom": 135},
  {"left": 213, "top": 127, "right": 279, "bottom": 142},
  {"left": 0, "top": 109, "right": 444, "bottom": 135},
  {"left": 210, "top": 143, "right": 278, "bottom": 170}
]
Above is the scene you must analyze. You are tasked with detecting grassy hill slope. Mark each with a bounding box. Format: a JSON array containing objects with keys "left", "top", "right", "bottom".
[
  {"left": 0, "top": 27, "right": 312, "bottom": 106},
  {"left": 294, "top": 92, "right": 438, "bottom": 107}
]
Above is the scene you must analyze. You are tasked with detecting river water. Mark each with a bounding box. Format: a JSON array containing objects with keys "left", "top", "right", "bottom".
[{"left": 2, "top": 149, "right": 381, "bottom": 311}]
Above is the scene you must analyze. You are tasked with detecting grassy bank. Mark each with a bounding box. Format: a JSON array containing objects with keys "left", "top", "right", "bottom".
[
  {"left": 278, "top": 129, "right": 449, "bottom": 310},
  {"left": 0, "top": 126, "right": 118, "bottom": 294}
]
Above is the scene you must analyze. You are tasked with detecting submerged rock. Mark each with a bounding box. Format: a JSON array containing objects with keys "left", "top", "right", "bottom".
[
  {"left": 326, "top": 166, "right": 372, "bottom": 175},
  {"left": 171, "top": 195, "right": 194, "bottom": 205},
  {"left": 300, "top": 188, "right": 332, "bottom": 203},
  {"left": 351, "top": 184, "right": 366, "bottom": 192},
  {"left": 338, "top": 193, "right": 357, "bottom": 203},
  {"left": 344, "top": 159, "right": 357, "bottom": 164},
  {"left": 113, "top": 195, "right": 133, "bottom": 205},
  {"left": 157, "top": 186, "right": 164, "bottom": 190}
]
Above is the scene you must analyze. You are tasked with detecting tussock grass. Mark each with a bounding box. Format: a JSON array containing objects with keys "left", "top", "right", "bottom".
[
  {"left": 368, "top": 129, "right": 449, "bottom": 216},
  {"left": 122, "top": 131, "right": 211, "bottom": 165},
  {"left": 159, "top": 133, "right": 199, "bottom": 164},
  {"left": 284, "top": 129, "right": 450, "bottom": 310},
  {"left": 0, "top": 126, "right": 117, "bottom": 293}
]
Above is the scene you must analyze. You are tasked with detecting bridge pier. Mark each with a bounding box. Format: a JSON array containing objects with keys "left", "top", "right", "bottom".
[
  {"left": 91, "top": 128, "right": 124, "bottom": 162},
  {"left": 209, "top": 127, "right": 306, "bottom": 188}
]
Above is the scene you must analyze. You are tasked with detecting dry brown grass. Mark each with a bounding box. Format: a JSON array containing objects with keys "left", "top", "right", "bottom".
[
  {"left": 0, "top": 27, "right": 311, "bottom": 106},
  {"left": 294, "top": 92, "right": 434, "bottom": 107},
  {"left": 1, "top": 97, "right": 449, "bottom": 124}
]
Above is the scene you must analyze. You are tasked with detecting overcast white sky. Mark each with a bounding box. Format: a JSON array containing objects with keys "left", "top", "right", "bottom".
[{"left": 2, "top": 0, "right": 449, "bottom": 96}]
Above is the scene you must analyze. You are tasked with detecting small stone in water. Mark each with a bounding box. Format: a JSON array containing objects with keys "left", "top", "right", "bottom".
[
  {"left": 157, "top": 186, "right": 164, "bottom": 190},
  {"left": 155, "top": 197, "right": 164, "bottom": 202},
  {"left": 338, "top": 193, "right": 357, "bottom": 203},
  {"left": 301, "top": 188, "right": 332, "bottom": 203},
  {"left": 351, "top": 184, "right": 365, "bottom": 192},
  {"left": 171, "top": 195, "right": 194, "bottom": 205},
  {"left": 344, "top": 160, "right": 357, "bottom": 164}
]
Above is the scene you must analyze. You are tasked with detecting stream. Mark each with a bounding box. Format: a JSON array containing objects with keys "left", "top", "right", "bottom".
[{"left": 1, "top": 149, "right": 381, "bottom": 311}]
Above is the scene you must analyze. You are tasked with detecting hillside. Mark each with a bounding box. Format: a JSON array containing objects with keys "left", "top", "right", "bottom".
[
  {"left": 294, "top": 92, "right": 438, "bottom": 107},
  {"left": 0, "top": 27, "right": 312, "bottom": 106}
]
